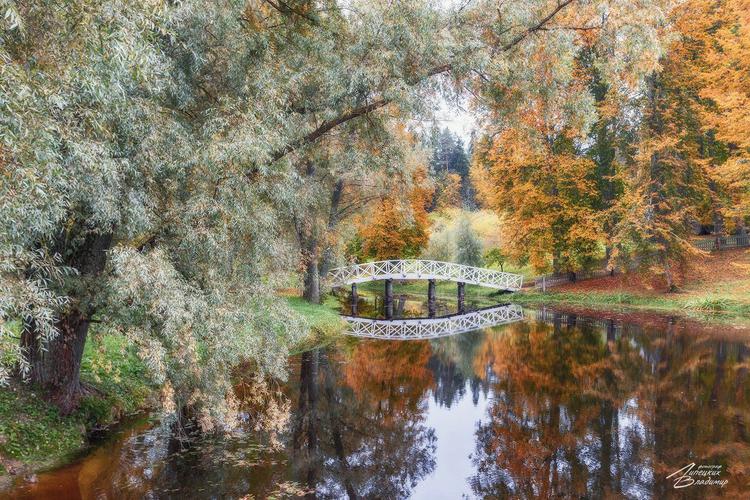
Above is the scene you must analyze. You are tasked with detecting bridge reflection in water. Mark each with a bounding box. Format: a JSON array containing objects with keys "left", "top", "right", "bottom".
[{"left": 342, "top": 303, "right": 524, "bottom": 340}]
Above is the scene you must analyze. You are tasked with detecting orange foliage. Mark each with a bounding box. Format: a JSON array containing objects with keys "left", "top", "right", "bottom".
[
  {"left": 358, "top": 165, "right": 433, "bottom": 260},
  {"left": 433, "top": 172, "right": 462, "bottom": 212},
  {"left": 473, "top": 128, "right": 602, "bottom": 273},
  {"left": 343, "top": 341, "right": 434, "bottom": 422},
  {"left": 673, "top": 0, "right": 750, "bottom": 220}
]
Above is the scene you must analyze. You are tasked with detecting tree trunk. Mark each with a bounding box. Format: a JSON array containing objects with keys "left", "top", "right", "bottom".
[
  {"left": 712, "top": 208, "right": 725, "bottom": 236},
  {"left": 303, "top": 255, "right": 321, "bottom": 304},
  {"left": 552, "top": 248, "right": 561, "bottom": 275},
  {"left": 295, "top": 217, "right": 321, "bottom": 304},
  {"left": 20, "top": 230, "right": 112, "bottom": 414},
  {"left": 21, "top": 311, "right": 91, "bottom": 414},
  {"left": 319, "top": 179, "right": 345, "bottom": 279},
  {"left": 736, "top": 218, "right": 748, "bottom": 238},
  {"left": 661, "top": 255, "right": 675, "bottom": 292}
]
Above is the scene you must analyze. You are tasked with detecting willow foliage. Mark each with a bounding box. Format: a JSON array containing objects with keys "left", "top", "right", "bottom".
[{"left": 1, "top": 0, "right": 308, "bottom": 427}]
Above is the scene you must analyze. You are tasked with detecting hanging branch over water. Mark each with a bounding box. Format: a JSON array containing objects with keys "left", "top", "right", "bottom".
[{"left": 254, "top": 0, "right": 579, "bottom": 172}]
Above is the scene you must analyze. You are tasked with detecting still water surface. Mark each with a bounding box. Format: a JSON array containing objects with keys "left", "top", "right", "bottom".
[{"left": 7, "top": 293, "right": 750, "bottom": 498}]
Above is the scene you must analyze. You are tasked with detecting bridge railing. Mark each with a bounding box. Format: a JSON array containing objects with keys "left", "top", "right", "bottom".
[
  {"left": 327, "top": 259, "right": 523, "bottom": 291},
  {"left": 342, "top": 304, "right": 524, "bottom": 339}
]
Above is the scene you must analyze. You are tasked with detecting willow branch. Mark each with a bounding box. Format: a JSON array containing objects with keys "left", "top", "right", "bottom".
[{"left": 257, "top": 1, "right": 577, "bottom": 170}]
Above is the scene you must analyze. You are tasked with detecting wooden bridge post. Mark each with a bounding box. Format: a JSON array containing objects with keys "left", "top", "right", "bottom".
[
  {"left": 385, "top": 279, "right": 393, "bottom": 320},
  {"left": 351, "top": 283, "right": 358, "bottom": 316},
  {"left": 428, "top": 279, "right": 436, "bottom": 318},
  {"left": 457, "top": 282, "right": 465, "bottom": 314}
]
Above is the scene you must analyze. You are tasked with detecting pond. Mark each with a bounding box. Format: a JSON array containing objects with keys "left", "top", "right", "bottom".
[{"left": 7, "top": 290, "right": 750, "bottom": 498}]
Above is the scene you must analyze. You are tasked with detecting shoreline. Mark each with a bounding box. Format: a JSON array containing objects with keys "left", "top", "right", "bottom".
[{"left": 3, "top": 285, "right": 747, "bottom": 488}]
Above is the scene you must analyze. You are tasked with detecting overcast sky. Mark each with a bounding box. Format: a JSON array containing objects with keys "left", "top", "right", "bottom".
[{"left": 432, "top": 98, "right": 476, "bottom": 144}]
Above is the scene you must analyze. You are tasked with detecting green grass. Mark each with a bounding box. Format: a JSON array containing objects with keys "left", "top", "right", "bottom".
[
  {"left": 0, "top": 329, "right": 154, "bottom": 474},
  {"left": 682, "top": 296, "right": 749, "bottom": 314},
  {"left": 78, "top": 334, "right": 154, "bottom": 427},
  {"left": 486, "top": 262, "right": 537, "bottom": 281},
  {"left": 511, "top": 289, "right": 750, "bottom": 319},
  {"left": 286, "top": 296, "right": 345, "bottom": 352},
  {"left": 0, "top": 384, "right": 87, "bottom": 472}
]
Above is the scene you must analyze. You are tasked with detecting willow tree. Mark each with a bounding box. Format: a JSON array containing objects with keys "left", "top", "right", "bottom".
[
  {"left": 241, "top": 0, "right": 454, "bottom": 303},
  {"left": 1, "top": 0, "right": 308, "bottom": 424}
]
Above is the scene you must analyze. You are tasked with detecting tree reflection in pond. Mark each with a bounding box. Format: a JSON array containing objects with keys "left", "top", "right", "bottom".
[
  {"left": 8, "top": 311, "right": 750, "bottom": 498},
  {"left": 291, "top": 342, "right": 437, "bottom": 499},
  {"left": 470, "top": 313, "right": 750, "bottom": 499}
]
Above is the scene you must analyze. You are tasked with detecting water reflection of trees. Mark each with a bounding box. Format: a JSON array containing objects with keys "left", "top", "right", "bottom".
[
  {"left": 291, "top": 342, "right": 437, "bottom": 499},
  {"left": 427, "top": 330, "right": 490, "bottom": 407},
  {"left": 469, "top": 314, "right": 750, "bottom": 499},
  {"left": 46, "top": 314, "right": 750, "bottom": 498}
]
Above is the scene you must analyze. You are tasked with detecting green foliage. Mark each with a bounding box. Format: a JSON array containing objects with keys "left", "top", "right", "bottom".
[
  {"left": 454, "top": 216, "right": 484, "bottom": 267},
  {"left": 484, "top": 248, "right": 507, "bottom": 271},
  {"left": 426, "top": 126, "right": 473, "bottom": 206},
  {"left": 79, "top": 333, "right": 153, "bottom": 424},
  {"left": 683, "top": 296, "right": 746, "bottom": 313}
]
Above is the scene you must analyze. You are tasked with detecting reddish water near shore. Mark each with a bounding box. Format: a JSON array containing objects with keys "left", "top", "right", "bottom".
[{"left": 6, "top": 302, "right": 750, "bottom": 499}]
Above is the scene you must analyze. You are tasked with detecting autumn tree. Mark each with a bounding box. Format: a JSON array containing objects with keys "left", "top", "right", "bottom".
[
  {"left": 426, "top": 127, "right": 473, "bottom": 207},
  {"left": 279, "top": 0, "right": 673, "bottom": 301},
  {"left": 610, "top": 80, "right": 712, "bottom": 289},
  {"left": 608, "top": 2, "right": 730, "bottom": 289},
  {"left": 467, "top": 0, "right": 670, "bottom": 275},
  {"left": 432, "top": 172, "right": 464, "bottom": 212},
  {"left": 676, "top": 0, "right": 750, "bottom": 231},
  {"left": 473, "top": 126, "right": 603, "bottom": 274},
  {"left": 358, "top": 164, "right": 434, "bottom": 261}
]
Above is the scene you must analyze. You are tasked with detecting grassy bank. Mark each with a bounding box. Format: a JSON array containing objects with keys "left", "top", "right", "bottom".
[
  {"left": 1, "top": 294, "right": 344, "bottom": 480},
  {"left": 285, "top": 296, "right": 345, "bottom": 353},
  {"left": 0, "top": 332, "right": 155, "bottom": 478},
  {"left": 511, "top": 289, "right": 750, "bottom": 316},
  {"left": 512, "top": 249, "right": 750, "bottom": 321}
]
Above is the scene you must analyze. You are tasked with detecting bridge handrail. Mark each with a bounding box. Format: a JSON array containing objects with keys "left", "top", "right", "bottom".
[{"left": 327, "top": 259, "right": 523, "bottom": 291}]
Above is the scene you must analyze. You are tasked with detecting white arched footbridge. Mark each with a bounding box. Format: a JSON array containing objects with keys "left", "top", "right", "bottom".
[
  {"left": 342, "top": 304, "right": 524, "bottom": 340},
  {"left": 328, "top": 259, "right": 523, "bottom": 291}
]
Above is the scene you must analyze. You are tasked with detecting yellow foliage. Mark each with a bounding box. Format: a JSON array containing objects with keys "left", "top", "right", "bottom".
[
  {"left": 473, "top": 128, "right": 603, "bottom": 273},
  {"left": 433, "top": 173, "right": 462, "bottom": 212},
  {"left": 358, "top": 165, "right": 434, "bottom": 260},
  {"left": 671, "top": 0, "right": 750, "bottom": 218}
]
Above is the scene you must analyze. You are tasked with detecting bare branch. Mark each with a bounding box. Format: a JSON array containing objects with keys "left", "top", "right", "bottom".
[{"left": 501, "top": 0, "right": 577, "bottom": 50}]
